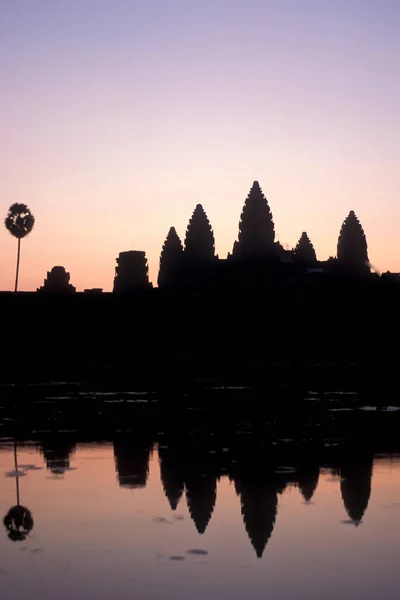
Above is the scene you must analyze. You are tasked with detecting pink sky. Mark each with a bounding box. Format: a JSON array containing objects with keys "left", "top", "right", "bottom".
[{"left": 1, "top": 1, "right": 400, "bottom": 290}]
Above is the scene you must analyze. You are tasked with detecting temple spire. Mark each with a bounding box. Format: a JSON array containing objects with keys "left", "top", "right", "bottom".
[
  {"left": 232, "top": 181, "right": 275, "bottom": 259},
  {"left": 184, "top": 204, "right": 215, "bottom": 260},
  {"left": 337, "top": 211, "right": 369, "bottom": 270},
  {"left": 294, "top": 232, "right": 317, "bottom": 263},
  {"left": 158, "top": 226, "right": 183, "bottom": 288}
]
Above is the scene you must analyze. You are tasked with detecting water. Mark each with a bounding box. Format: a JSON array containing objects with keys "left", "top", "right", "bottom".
[{"left": 1, "top": 441, "right": 400, "bottom": 599}]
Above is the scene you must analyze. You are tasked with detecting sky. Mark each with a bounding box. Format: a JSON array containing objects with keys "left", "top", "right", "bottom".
[{"left": 1, "top": 0, "right": 400, "bottom": 290}]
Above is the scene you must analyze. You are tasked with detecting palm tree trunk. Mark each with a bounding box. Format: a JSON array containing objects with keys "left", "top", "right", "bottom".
[
  {"left": 14, "top": 238, "right": 21, "bottom": 292},
  {"left": 14, "top": 442, "right": 20, "bottom": 505}
]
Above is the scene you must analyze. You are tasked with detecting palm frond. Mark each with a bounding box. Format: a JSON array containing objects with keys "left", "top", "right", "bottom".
[{"left": 4, "top": 203, "right": 35, "bottom": 239}]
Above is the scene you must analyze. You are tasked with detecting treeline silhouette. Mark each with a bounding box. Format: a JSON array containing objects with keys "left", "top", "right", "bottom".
[{"left": 3, "top": 438, "right": 376, "bottom": 558}]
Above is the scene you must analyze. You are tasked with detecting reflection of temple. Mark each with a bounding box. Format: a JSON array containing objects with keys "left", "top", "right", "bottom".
[
  {"left": 158, "top": 448, "right": 185, "bottom": 510},
  {"left": 113, "top": 251, "right": 152, "bottom": 293},
  {"left": 185, "top": 475, "right": 217, "bottom": 534},
  {"left": 113, "top": 440, "right": 151, "bottom": 488},
  {"left": 37, "top": 266, "right": 76, "bottom": 293},
  {"left": 297, "top": 464, "right": 320, "bottom": 503},
  {"left": 156, "top": 444, "right": 325, "bottom": 554},
  {"left": 41, "top": 440, "right": 76, "bottom": 474},
  {"left": 234, "top": 478, "right": 278, "bottom": 558},
  {"left": 340, "top": 457, "right": 373, "bottom": 525},
  {"left": 158, "top": 444, "right": 218, "bottom": 533}
]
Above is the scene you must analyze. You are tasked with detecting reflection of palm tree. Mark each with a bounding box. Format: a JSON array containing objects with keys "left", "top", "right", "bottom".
[
  {"left": 3, "top": 442, "right": 34, "bottom": 542},
  {"left": 4, "top": 203, "right": 35, "bottom": 292}
]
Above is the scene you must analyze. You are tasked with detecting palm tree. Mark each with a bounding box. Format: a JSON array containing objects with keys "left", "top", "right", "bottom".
[{"left": 4, "top": 203, "right": 35, "bottom": 292}]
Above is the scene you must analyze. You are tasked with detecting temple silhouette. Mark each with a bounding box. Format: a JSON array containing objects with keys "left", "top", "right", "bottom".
[
  {"left": 35, "top": 180, "right": 376, "bottom": 294},
  {"left": 113, "top": 251, "right": 152, "bottom": 293},
  {"left": 156, "top": 180, "right": 372, "bottom": 292},
  {"left": 37, "top": 266, "right": 76, "bottom": 293}
]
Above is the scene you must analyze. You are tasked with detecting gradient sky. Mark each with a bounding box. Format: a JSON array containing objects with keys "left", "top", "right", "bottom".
[{"left": 1, "top": 0, "right": 400, "bottom": 290}]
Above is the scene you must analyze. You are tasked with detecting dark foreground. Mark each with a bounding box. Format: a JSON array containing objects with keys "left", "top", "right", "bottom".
[{"left": 2, "top": 282, "right": 400, "bottom": 384}]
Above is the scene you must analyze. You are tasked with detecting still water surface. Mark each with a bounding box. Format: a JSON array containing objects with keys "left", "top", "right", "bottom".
[{"left": 1, "top": 442, "right": 400, "bottom": 599}]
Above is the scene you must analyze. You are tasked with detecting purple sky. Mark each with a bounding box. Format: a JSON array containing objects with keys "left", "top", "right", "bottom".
[{"left": 1, "top": 0, "right": 400, "bottom": 289}]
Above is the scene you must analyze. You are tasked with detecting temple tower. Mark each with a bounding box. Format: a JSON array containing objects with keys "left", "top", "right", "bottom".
[{"left": 232, "top": 181, "right": 276, "bottom": 259}]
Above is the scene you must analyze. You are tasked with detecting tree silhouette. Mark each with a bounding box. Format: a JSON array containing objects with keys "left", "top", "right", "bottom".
[
  {"left": 184, "top": 204, "right": 215, "bottom": 260},
  {"left": 337, "top": 211, "right": 369, "bottom": 269},
  {"left": 4, "top": 203, "right": 35, "bottom": 292},
  {"left": 3, "top": 443, "right": 34, "bottom": 542},
  {"left": 158, "top": 227, "right": 183, "bottom": 288},
  {"left": 294, "top": 232, "right": 317, "bottom": 263},
  {"left": 232, "top": 181, "right": 275, "bottom": 259}
]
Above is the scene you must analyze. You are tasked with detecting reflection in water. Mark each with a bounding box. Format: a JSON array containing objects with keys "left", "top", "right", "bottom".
[
  {"left": 156, "top": 445, "right": 372, "bottom": 556},
  {"left": 234, "top": 478, "right": 278, "bottom": 558},
  {"left": 111, "top": 441, "right": 376, "bottom": 554},
  {"left": 297, "top": 463, "right": 320, "bottom": 503},
  {"left": 113, "top": 438, "right": 152, "bottom": 489},
  {"left": 185, "top": 475, "right": 217, "bottom": 534},
  {"left": 1, "top": 441, "right": 400, "bottom": 600},
  {"left": 0, "top": 439, "right": 382, "bottom": 556},
  {"left": 3, "top": 505, "right": 34, "bottom": 542},
  {"left": 183, "top": 448, "right": 218, "bottom": 535},
  {"left": 3, "top": 443, "right": 34, "bottom": 542},
  {"left": 158, "top": 447, "right": 185, "bottom": 510},
  {"left": 1, "top": 379, "right": 400, "bottom": 600},
  {"left": 340, "top": 455, "right": 373, "bottom": 525},
  {"left": 41, "top": 440, "right": 76, "bottom": 474}
]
